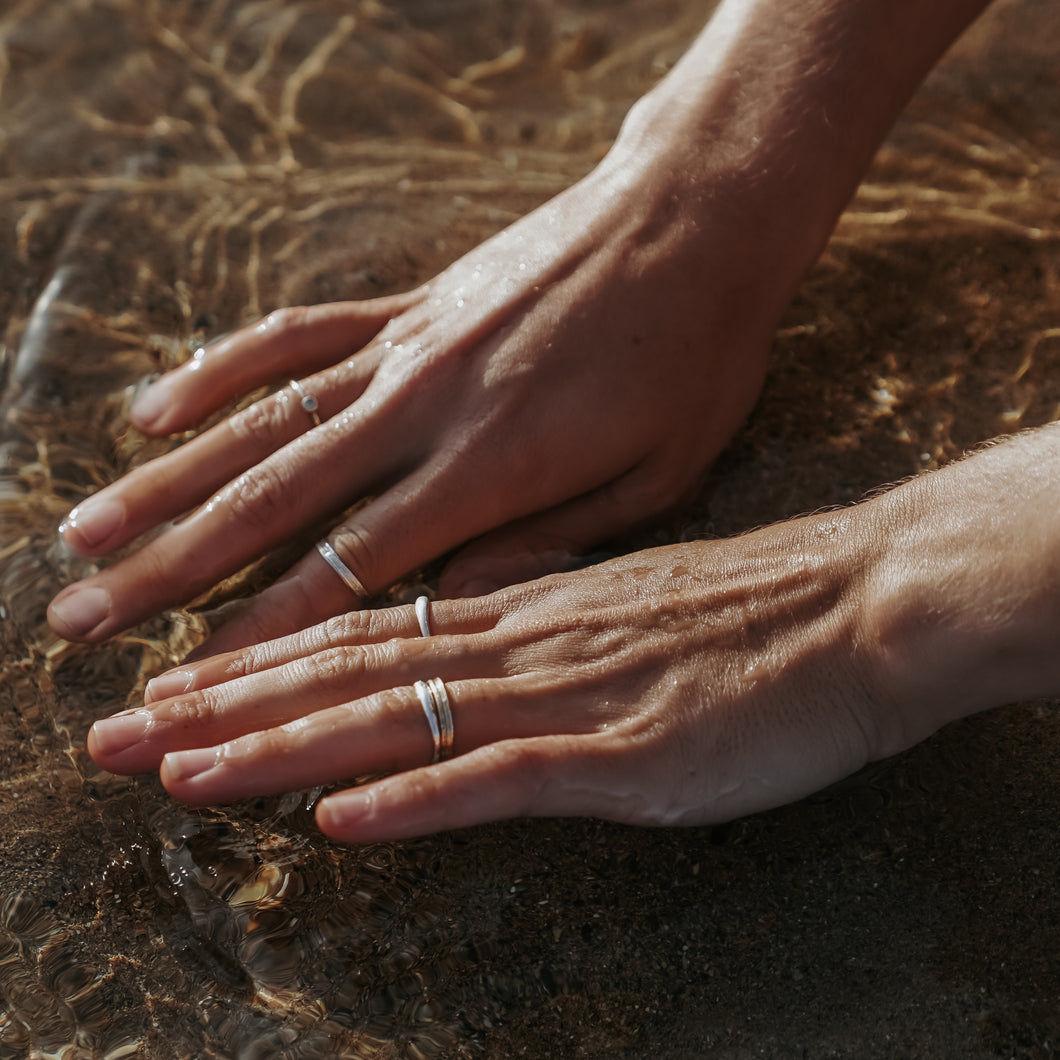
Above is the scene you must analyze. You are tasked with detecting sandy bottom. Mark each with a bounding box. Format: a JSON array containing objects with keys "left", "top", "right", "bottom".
[{"left": 1, "top": 1, "right": 1058, "bottom": 1056}]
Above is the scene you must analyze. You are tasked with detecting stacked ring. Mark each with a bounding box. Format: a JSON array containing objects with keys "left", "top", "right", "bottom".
[
  {"left": 427, "top": 677, "right": 454, "bottom": 760},
  {"left": 414, "top": 678, "right": 454, "bottom": 764}
]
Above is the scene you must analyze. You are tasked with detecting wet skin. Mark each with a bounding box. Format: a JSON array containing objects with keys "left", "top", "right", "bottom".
[
  {"left": 87, "top": 425, "right": 1060, "bottom": 842},
  {"left": 56, "top": 0, "right": 1058, "bottom": 843}
]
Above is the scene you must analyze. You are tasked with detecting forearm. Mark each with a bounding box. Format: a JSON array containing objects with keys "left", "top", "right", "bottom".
[
  {"left": 866, "top": 422, "right": 1060, "bottom": 751},
  {"left": 604, "top": 0, "right": 993, "bottom": 284}
]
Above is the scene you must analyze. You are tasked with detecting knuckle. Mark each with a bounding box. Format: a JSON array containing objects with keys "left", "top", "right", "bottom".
[
  {"left": 228, "top": 394, "right": 292, "bottom": 445},
  {"left": 232, "top": 632, "right": 299, "bottom": 676},
  {"left": 323, "top": 610, "right": 373, "bottom": 645},
  {"left": 221, "top": 462, "right": 299, "bottom": 533},
  {"left": 220, "top": 653, "right": 251, "bottom": 681},
  {"left": 243, "top": 726, "right": 289, "bottom": 760},
  {"left": 369, "top": 686, "right": 414, "bottom": 727},
  {"left": 166, "top": 691, "right": 218, "bottom": 728},
  {"left": 365, "top": 637, "right": 402, "bottom": 672},
  {"left": 289, "top": 646, "right": 362, "bottom": 691},
  {"left": 260, "top": 305, "right": 309, "bottom": 336}
]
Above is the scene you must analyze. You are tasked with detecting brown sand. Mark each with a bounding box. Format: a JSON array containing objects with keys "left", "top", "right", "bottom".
[{"left": 1, "top": 1, "right": 1058, "bottom": 1056}]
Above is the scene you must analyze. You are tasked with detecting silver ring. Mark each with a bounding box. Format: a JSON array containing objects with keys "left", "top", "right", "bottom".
[
  {"left": 427, "top": 677, "right": 454, "bottom": 761},
  {"left": 316, "top": 540, "right": 361, "bottom": 594},
  {"left": 289, "top": 379, "right": 321, "bottom": 427},
  {"left": 415, "top": 595, "right": 431, "bottom": 638},
  {"left": 414, "top": 679, "right": 443, "bottom": 764}
]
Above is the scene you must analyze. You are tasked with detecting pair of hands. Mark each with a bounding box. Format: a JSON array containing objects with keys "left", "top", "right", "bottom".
[
  {"left": 46, "top": 140, "right": 829, "bottom": 840},
  {"left": 50, "top": 0, "right": 1015, "bottom": 837}
]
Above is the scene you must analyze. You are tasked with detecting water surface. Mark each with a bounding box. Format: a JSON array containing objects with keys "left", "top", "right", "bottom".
[{"left": 1, "top": 1, "right": 1059, "bottom": 1056}]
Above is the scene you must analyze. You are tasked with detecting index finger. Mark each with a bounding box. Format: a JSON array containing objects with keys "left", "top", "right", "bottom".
[{"left": 131, "top": 295, "right": 418, "bottom": 435}]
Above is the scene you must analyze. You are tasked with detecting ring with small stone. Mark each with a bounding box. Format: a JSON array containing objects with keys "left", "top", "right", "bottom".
[{"left": 289, "top": 378, "right": 321, "bottom": 428}]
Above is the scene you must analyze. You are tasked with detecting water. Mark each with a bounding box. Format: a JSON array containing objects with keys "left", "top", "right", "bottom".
[{"left": 2, "top": 1, "right": 1059, "bottom": 1057}]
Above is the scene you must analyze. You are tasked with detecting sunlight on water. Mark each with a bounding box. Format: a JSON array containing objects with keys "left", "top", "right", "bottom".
[{"left": 1, "top": 1, "right": 1058, "bottom": 1057}]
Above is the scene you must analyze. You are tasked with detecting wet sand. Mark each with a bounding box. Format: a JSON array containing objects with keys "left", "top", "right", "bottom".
[{"left": 1, "top": 1, "right": 1058, "bottom": 1056}]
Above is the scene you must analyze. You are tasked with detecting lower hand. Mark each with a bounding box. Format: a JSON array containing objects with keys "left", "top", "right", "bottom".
[
  {"left": 85, "top": 424, "right": 1060, "bottom": 842},
  {"left": 86, "top": 506, "right": 895, "bottom": 842}
]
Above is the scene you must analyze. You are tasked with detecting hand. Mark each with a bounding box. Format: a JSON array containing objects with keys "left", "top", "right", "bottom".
[
  {"left": 47, "top": 139, "right": 794, "bottom": 653},
  {"left": 86, "top": 532, "right": 881, "bottom": 841},
  {"left": 85, "top": 499, "right": 905, "bottom": 843},
  {"left": 48, "top": 0, "right": 995, "bottom": 653}
]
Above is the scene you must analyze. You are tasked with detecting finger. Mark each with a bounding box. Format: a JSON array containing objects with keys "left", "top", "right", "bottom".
[
  {"left": 315, "top": 734, "right": 636, "bottom": 843},
  {"left": 439, "top": 459, "right": 692, "bottom": 597},
  {"left": 157, "top": 686, "right": 440, "bottom": 803},
  {"left": 180, "top": 540, "right": 371, "bottom": 659},
  {"left": 96, "top": 629, "right": 501, "bottom": 774},
  {"left": 187, "top": 452, "right": 670, "bottom": 653},
  {"left": 155, "top": 671, "right": 601, "bottom": 806},
  {"left": 60, "top": 357, "right": 378, "bottom": 557},
  {"left": 49, "top": 405, "right": 412, "bottom": 641},
  {"left": 183, "top": 466, "right": 474, "bottom": 654},
  {"left": 142, "top": 596, "right": 496, "bottom": 702},
  {"left": 185, "top": 462, "right": 471, "bottom": 654},
  {"left": 131, "top": 295, "right": 420, "bottom": 435}
]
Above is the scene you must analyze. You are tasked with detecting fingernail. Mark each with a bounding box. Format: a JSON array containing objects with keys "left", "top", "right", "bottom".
[
  {"left": 454, "top": 577, "right": 500, "bottom": 598},
  {"left": 145, "top": 670, "right": 194, "bottom": 703},
  {"left": 91, "top": 709, "right": 153, "bottom": 757},
  {"left": 163, "top": 746, "right": 221, "bottom": 783},
  {"left": 317, "top": 793, "right": 369, "bottom": 833},
  {"left": 130, "top": 380, "right": 170, "bottom": 430},
  {"left": 48, "top": 586, "right": 111, "bottom": 639},
  {"left": 60, "top": 497, "right": 125, "bottom": 551}
]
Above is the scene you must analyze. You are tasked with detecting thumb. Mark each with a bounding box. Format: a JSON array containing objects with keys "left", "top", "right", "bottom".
[{"left": 439, "top": 464, "right": 683, "bottom": 597}]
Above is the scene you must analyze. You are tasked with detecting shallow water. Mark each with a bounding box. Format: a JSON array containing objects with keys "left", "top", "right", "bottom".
[{"left": 1, "top": 1, "right": 1059, "bottom": 1057}]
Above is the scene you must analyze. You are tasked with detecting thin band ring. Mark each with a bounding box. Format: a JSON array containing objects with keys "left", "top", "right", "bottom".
[
  {"left": 415, "top": 595, "right": 431, "bottom": 638},
  {"left": 316, "top": 540, "right": 361, "bottom": 594},
  {"left": 414, "top": 679, "right": 443, "bottom": 764},
  {"left": 289, "top": 379, "right": 322, "bottom": 427},
  {"left": 427, "top": 677, "right": 454, "bottom": 761}
]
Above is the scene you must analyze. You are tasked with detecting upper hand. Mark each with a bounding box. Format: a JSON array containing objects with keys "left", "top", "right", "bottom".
[{"left": 47, "top": 144, "right": 792, "bottom": 651}]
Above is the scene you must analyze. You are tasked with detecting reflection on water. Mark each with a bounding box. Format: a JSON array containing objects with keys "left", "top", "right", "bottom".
[{"left": 1, "top": 1, "right": 1058, "bottom": 1057}]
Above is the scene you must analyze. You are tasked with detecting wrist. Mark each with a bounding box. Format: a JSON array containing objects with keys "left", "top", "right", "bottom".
[
  {"left": 603, "top": 0, "right": 993, "bottom": 300},
  {"left": 862, "top": 426, "right": 1060, "bottom": 751}
]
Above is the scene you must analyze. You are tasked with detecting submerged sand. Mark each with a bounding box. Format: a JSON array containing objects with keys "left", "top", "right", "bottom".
[{"left": 1, "top": 1, "right": 1058, "bottom": 1056}]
